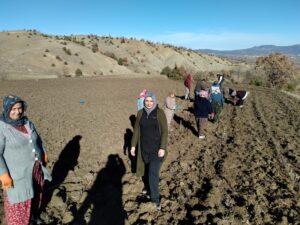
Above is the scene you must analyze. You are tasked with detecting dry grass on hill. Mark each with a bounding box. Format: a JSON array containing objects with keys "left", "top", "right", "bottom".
[{"left": 0, "top": 30, "right": 248, "bottom": 80}]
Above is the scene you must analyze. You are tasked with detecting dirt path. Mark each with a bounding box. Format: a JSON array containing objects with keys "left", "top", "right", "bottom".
[{"left": 0, "top": 77, "right": 299, "bottom": 225}]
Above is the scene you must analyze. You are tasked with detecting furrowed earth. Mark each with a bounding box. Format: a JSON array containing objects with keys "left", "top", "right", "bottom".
[{"left": 0, "top": 76, "right": 299, "bottom": 225}]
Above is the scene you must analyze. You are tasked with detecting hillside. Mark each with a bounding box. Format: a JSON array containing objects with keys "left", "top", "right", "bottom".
[{"left": 0, "top": 30, "right": 246, "bottom": 79}]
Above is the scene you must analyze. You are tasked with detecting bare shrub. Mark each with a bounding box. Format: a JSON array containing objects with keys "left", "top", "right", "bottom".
[
  {"left": 56, "top": 56, "right": 62, "bottom": 61},
  {"left": 161, "top": 65, "right": 186, "bottom": 80},
  {"left": 62, "top": 47, "right": 72, "bottom": 55},
  {"left": 75, "top": 69, "right": 83, "bottom": 77},
  {"left": 103, "top": 52, "right": 117, "bottom": 60},
  {"left": 118, "top": 57, "right": 128, "bottom": 66},
  {"left": 249, "top": 79, "right": 264, "bottom": 86},
  {"left": 255, "top": 53, "right": 295, "bottom": 88}
]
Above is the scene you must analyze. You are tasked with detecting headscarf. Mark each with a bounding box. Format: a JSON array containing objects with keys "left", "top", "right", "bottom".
[
  {"left": 199, "top": 90, "right": 208, "bottom": 98},
  {"left": 139, "top": 89, "right": 147, "bottom": 98},
  {"left": 143, "top": 91, "right": 158, "bottom": 115},
  {"left": 168, "top": 90, "right": 175, "bottom": 97},
  {"left": 229, "top": 88, "right": 236, "bottom": 97},
  {"left": 0, "top": 95, "right": 28, "bottom": 126}
]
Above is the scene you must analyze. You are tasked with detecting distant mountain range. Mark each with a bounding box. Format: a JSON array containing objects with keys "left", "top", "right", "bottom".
[{"left": 197, "top": 44, "right": 300, "bottom": 58}]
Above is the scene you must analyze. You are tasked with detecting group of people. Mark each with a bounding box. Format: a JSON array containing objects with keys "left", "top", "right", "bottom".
[
  {"left": 0, "top": 78, "right": 249, "bottom": 224},
  {"left": 192, "top": 74, "right": 225, "bottom": 139},
  {"left": 0, "top": 90, "right": 169, "bottom": 225},
  {"left": 131, "top": 76, "right": 250, "bottom": 211},
  {"left": 189, "top": 73, "right": 249, "bottom": 139}
]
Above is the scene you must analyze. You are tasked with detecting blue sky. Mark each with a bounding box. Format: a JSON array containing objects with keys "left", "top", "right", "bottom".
[{"left": 1, "top": 0, "right": 299, "bottom": 50}]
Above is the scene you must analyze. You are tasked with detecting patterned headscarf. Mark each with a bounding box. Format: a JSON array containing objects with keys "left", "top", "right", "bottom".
[
  {"left": 143, "top": 91, "right": 158, "bottom": 115},
  {"left": 0, "top": 95, "right": 28, "bottom": 126}
]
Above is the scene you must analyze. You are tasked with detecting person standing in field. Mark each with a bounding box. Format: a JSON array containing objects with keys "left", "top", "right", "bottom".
[
  {"left": 0, "top": 95, "right": 52, "bottom": 225},
  {"left": 130, "top": 91, "right": 168, "bottom": 210},
  {"left": 194, "top": 90, "right": 213, "bottom": 139},
  {"left": 163, "top": 91, "right": 177, "bottom": 131},
  {"left": 209, "top": 81, "right": 224, "bottom": 123},
  {"left": 184, "top": 73, "right": 193, "bottom": 100},
  {"left": 217, "top": 73, "right": 225, "bottom": 93}
]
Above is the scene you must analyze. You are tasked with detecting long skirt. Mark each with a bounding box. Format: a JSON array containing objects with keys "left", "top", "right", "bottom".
[{"left": 4, "top": 161, "right": 44, "bottom": 225}]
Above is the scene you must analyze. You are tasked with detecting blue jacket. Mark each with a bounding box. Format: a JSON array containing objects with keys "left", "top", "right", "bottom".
[
  {"left": 194, "top": 96, "right": 213, "bottom": 118},
  {"left": 210, "top": 92, "right": 224, "bottom": 107}
]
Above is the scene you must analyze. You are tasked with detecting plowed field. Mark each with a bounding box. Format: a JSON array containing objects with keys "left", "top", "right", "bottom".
[{"left": 0, "top": 76, "right": 299, "bottom": 225}]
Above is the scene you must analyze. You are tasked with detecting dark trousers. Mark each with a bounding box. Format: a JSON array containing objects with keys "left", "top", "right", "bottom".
[
  {"left": 195, "top": 117, "right": 208, "bottom": 136},
  {"left": 143, "top": 158, "right": 161, "bottom": 204}
]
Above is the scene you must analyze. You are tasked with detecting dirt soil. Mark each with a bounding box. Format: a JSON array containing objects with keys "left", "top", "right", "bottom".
[{"left": 0, "top": 77, "right": 300, "bottom": 225}]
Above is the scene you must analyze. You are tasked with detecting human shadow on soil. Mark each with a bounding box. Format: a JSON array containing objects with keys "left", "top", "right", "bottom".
[
  {"left": 184, "top": 106, "right": 194, "bottom": 114},
  {"left": 173, "top": 114, "right": 198, "bottom": 136},
  {"left": 129, "top": 114, "right": 136, "bottom": 128},
  {"left": 41, "top": 135, "right": 82, "bottom": 211},
  {"left": 178, "top": 177, "right": 213, "bottom": 225},
  {"left": 224, "top": 97, "right": 235, "bottom": 105},
  {"left": 124, "top": 115, "right": 137, "bottom": 173},
  {"left": 176, "top": 95, "right": 194, "bottom": 102},
  {"left": 176, "top": 95, "right": 185, "bottom": 100},
  {"left": 73, "top": 154, "right": 126, "bottom": 225},
  {"left": 123, "top": 128, "right": 133, "bottom": 156}
]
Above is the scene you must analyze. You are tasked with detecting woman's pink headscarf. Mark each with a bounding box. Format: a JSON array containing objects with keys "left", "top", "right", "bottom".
[
  {"left": 139, "top": 89, "right": 147, "bottom": 98},
  {"left": 200, "top": 90, "right": 208, "bottom": 98}
]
